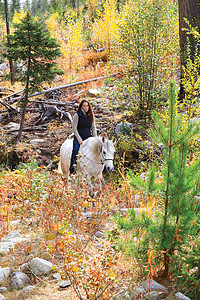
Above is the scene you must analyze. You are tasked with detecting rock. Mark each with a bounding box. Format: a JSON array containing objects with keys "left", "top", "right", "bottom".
[
  {"left": 189, "top": 117, "right": 199, "bottom": 124},
  {"left": 141, "top": 280, "right": 167, "bottom": 293},
  {"left": 115, "top": 122, "right": 132, "bottom": 136},
  {"left": 87, "top": 88, "right": 102, "bottom": 97},
  {"left": 46, "top": 161, "right": 58, "bottom": 171},
  {"left": 144, "top": 291, "right": 166, "bottom": 300},
  {"left": 59, "top": 279, "right": 71, "bottom": 288},
  {"left": 119, "top": 207, "right": 147, "bottom": 218},
  {"left": 0, "top": 242, "right": 15, "bottom": 254},
  {"left": 29, "top": 139, "right": 45, "bottom": 144},
  {"left": 175, "top": 292, "right": 191, "bottom": 300},
  {"left": 133, "top": 194, "right": 141, "bottom": 207},
  {"left": 1, "top": 231, "right": 29, "bottom": 249},
  {"left": 93, "top": 243, "right": 102, "bottom": 249},
  {"left": 140, "top": 172, "right": 147, "bottom": 180},
  {"left": 129, "top": 286, "right": 146, "bottom": 298},
  {"left": 10, "top": 220, "right": 20, "bottom": 227},
  {"left": 22, "top": 285, "right": 35, "bottom": 293},
  {"left": 19, "top": 262, "right": 30, "bottom": 272},
  {"left": 82, "top": 211, "right": 92, "bottom": 218},
  {"left": 95, "top": 231, "right": 104, "bottom": 238},
  {"left": 5, "top": 122, "right": 20, "bottom": 131},
  {"left": 10, "top": 272, "right": 30, "bottom": 290},
  {"left": 46, "top": 159, "right": 51, "bottom": 165},
  {"left": 29, "top": 257, "right": 53, "bottom": 276},
  {"left": 194, "top": 196, "right": 200, "bottom": 203},
  {"left": 112, "top": 290, "right": 130, "bottom": 300},
  {"left": 0, "top": 287, "right": 7, "bottom": 293},
  {"left": 0, "top": 267, "right": 11, "bottom": 282},
  {"left": 52, "top": 273, "right": 61, "bottom": 280},
  {"left": 0, "top": 62, "right": 8, "bottom": 74},
  {"left": 0, "top": 294, "right": 6, "bottom": 300},
  {"left": 36, "top": 149, "right": 42, "bottom": 154},
  {"left": 3, "top": 231, "right": 20, "bottom": 241}
]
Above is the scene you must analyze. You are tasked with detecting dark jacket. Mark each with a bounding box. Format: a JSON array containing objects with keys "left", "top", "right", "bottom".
[{"left": 77, "top": 109, "right": 92, "bottom": 140}]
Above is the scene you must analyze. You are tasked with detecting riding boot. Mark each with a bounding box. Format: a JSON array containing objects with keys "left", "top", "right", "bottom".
[{"left": 70, "top": 137, "right": 80, "bottom": 174}]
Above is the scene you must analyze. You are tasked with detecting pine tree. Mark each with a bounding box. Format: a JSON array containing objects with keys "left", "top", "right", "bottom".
[
  {"left": 4, "top": 11, "right": 64, "bottom": 141},
  {"left": 117, "top": 82, "right": 200, "bottom": 277}
]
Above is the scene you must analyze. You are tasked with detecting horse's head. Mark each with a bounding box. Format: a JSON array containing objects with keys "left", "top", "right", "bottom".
[{"left": 101, "top": 136, "right": 115, "bottom": 172}]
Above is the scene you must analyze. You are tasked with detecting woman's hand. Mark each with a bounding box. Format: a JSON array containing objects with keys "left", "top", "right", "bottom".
[{"left": 78, "top": 138, "right": 83, "bottom": 145}]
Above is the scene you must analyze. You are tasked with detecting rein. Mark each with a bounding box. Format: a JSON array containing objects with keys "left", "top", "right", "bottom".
[
  {"left": 80, "top": 146, "right": 114, "bottom": 165},
  {"left": 79, "top": 151, "right": 104, "bottom": 165}
]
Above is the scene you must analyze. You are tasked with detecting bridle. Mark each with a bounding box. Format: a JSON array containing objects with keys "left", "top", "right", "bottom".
[
  {"left": 79, "top": 145, "right": 114, "bottom": 165},
  {"left": 101, "top": 146, "right": 114, "bottom": 163}
]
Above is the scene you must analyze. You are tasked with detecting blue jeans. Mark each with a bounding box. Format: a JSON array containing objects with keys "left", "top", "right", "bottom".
[{"left": 70, "top": 137, "right": 80, "bottom": 174}]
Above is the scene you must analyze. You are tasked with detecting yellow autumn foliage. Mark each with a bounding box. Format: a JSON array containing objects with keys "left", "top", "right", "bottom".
[
  {"left": 13, "top": 9, "right": 38, "bottom": 24},
  {"left": 93, "top": 0, "right": 119, "bottom": 53},
  {"left": 13, "top": 9, "right": 27, "bottom": 24},
  {"left": 86, "top": 0, "right": 99, "bottom": 19},
  {"left": 0, "top": 16, "right": 6, "bottom": 40},
  {"left": 64, "top": 17, "right": 83, "bottom": 70},
  {"left": 46, "top": 13, "right": 83, "bottom": 70}
]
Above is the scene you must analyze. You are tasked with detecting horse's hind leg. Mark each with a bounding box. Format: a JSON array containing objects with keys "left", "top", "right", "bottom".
[
  {"left": 60, "top": 161, "right": 69, "bottom": 188},
  {"left": 96, "top": 175, "right": 104, "bottom": 197}
]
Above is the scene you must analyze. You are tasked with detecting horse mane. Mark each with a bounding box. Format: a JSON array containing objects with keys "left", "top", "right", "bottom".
[
  {"left": 82, "top": 137, "right": 103, "bottom": 156},
  {"left": 92, "top": 137, "right": 103, "bottom": 155}
]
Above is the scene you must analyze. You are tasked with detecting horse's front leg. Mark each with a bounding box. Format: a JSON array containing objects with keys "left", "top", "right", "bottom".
[
  {"left": 96, "top": 174, "right": 104, "bottom": 197},
  {"left": 87, "top": 175, "right": 94, "bottom": 198}
]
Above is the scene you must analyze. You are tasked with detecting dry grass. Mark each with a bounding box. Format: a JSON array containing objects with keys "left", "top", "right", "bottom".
[{"left": 5, "top": 282, "right": 78, "bottom": 300}]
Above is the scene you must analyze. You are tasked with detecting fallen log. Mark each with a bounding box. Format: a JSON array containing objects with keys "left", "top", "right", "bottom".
[
  {"left": 0, "top": 92, "right": 9, "bottom": 97},
  {"left": 11, "top": 73, "right": 119, "bottom": 102},
  {"left": 1, "top": 89, "right": 23, "bottom": 102},
  {"left": 29, "top": 100, "right": 70, "bottom": 106},
  {"left": 7, "top": 124, "right": 48, "bottom": 132}
]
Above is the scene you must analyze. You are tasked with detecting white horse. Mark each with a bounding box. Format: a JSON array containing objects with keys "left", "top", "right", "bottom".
[{"left": 58, "top": 136, "right": 115, "bottom": 197}]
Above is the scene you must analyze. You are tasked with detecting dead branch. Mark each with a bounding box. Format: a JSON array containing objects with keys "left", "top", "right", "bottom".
[
  {"left": 0, "top": 87, "right": 15, "bottom": 92},
  {"left": 11, "top": 73, "right": 119, "bottom": 102},
  {"left": 1, "top": 89, "right": 23, "bottom": 102},
  {"left": 34, "top": 105, "right": 72, "bottom": 125},
  {"left": 0, "top": 92, "right": 9, "bottom": 96},
  {"left": 0, "top": 99, "right": 18, "bottom": 113}
]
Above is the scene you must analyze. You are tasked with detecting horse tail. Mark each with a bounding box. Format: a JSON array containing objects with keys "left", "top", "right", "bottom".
[{"left": 57, "top": 161, "right": 63, "bottom": 175}]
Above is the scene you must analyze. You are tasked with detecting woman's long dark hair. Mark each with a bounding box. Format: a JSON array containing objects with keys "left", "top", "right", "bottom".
[{"left": 78, "top": 99, "right": 94, "bottom": 123}]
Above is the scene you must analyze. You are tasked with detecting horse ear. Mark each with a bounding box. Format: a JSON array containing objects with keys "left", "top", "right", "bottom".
[{"left": 112, "top": 137, "right": 116, "bottom": 145}]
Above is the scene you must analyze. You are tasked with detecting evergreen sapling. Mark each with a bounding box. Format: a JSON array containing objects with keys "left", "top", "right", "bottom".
[
  {"left": 4, "top": 11, "right": 64, "bottom": 141},
  {"left": 116, "top": 82, "right": 200, "bottom": 278}
]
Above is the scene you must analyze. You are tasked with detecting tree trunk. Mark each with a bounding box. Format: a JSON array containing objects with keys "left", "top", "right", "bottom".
[
  {"left": 71, "top": 0, "right": 76, "bottom": 9},
  {"left": 178, "top": 0, "right": 200, "bottom": 100},
  {"left": 4, "top": 0, "right": 15, "bottom": 85},
  {"left": 16, "top": 58, "right": 31, "bottom": 141},
  {"left": 77, "top": 0, "right": 79, "bottom": 17}
]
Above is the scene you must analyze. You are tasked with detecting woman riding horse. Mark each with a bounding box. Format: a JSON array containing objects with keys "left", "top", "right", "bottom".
[{"left": 70, "top": 99, "right": 97, "bottom": 174}]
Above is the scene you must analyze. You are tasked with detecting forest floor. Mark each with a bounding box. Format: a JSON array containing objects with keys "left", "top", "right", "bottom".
[
  {"left": 0, "top": 80, "right": 140, "bottom": 168},
  {"left": 0, "top": 79, "right": 174, "bottom": 300}
]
